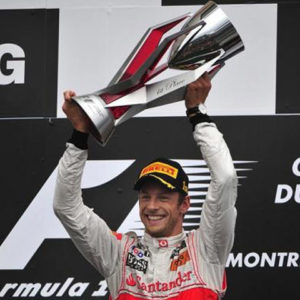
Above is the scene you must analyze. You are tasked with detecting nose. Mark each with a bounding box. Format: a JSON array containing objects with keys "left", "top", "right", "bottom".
[{"left": 145, "top": 198, "right": 159, "bottom": 211}]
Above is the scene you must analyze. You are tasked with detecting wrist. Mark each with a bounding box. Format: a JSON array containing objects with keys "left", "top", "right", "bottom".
[
  {"left": 186, "top": 104, "right": 212, "bottom": 131},
  {"left": 72, "top": 123, "right": 89, "bottom": 134},
  {"left": 75, "top": 127, "right": 89, "bottom": 134},
  {"left": 189, "top": 113, "right": 213, "bottom": 131},
  {"left": 186, "top": 106, "right": 200, "bottom": 118},
  {"left": 68, "top": 129, "right": 89, "bottom": 149},
  {"left": 186, "top": 103, "right": 207, "bottom": 117}
]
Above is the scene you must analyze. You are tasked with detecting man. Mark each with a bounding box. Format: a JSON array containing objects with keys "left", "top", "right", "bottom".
[{"left": 54, "top": 73, "right": 237, "bottom": 299}]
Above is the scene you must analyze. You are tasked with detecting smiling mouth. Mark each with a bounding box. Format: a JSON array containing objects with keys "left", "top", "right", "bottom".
[{"left": 146, "top": 215, "right": 166, "bottom": 221}]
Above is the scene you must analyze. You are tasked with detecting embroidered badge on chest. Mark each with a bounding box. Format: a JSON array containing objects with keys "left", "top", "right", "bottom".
[
  {"left": 170, "top": 240, "right": 190, "bottom": 271},
  {"left": 126, "top": 246, "right": 149, "bottom": 274}
]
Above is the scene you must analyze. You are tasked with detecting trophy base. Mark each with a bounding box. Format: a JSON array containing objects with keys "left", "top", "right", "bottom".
[{"left": 72, "top": 94, "right": 115, "bottom": 146}]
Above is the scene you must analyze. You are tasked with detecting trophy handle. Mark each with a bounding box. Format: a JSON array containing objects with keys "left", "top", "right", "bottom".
[
  {"left": 106, "top": 49, "right": 224, "bottom": 110},
  {"left": 107, "top": 13, "right": 191, "bottom": 87},
  {"left": 100, "top": 21, "right": 205, "bottom": 96}
]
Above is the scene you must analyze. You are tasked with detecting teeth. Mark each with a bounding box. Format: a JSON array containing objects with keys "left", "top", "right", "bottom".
[{"left": 148, "top": 215, "right": 164, "bottom": 220}]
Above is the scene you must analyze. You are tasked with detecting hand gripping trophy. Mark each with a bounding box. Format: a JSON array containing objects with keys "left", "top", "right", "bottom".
[{"left": 72, "top": 1, "right": 244, "bottom": 145}]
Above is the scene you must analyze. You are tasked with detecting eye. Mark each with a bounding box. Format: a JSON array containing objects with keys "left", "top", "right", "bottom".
[
  {"left": 159, "top": 195, "right": 169, "bottom": 202},
  {"left": 139, "top": 194, "right": 150, "bottom": 201}
]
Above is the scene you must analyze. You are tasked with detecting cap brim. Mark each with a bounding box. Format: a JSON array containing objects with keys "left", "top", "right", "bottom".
[{"left": 134, "top": 174, "right": 176, "bottom": 192}]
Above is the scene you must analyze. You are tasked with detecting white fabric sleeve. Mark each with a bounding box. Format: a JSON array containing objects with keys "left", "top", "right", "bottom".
[
  {"left": 53, "top": 143, "right": 120, "bottom": 277},
  {"left": 193, "top": 122, "right": 238, "bottom": 265}
]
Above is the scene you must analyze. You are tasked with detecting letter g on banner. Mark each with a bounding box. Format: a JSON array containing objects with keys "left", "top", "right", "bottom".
[{"left": 0, "top": 43, "right": 25, "bottom": 85}]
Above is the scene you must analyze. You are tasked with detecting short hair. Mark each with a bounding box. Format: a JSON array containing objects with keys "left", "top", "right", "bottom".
[{"left": 178, "top": 192, "right": 186, "bottom": 205}]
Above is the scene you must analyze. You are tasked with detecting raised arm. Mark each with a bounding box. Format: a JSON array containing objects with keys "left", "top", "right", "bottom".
[
  {"left": 185, "top": 75, "right": 238, "bottom": 266},
  {"left": 53, "top": 91, "right": 120, "bottom": 277}
]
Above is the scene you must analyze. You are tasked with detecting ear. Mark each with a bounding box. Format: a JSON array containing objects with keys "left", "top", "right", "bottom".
[{"left": 180, "top": 195, "right": 190, "bottom": 214}]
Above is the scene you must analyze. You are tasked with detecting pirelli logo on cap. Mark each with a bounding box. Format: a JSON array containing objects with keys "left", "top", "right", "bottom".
[{"left": 140, "top": 162, "right": 178, "bottom": 179}]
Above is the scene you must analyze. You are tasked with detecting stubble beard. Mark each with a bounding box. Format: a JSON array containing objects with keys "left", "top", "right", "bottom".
[{"left": 143, "top": 213, "right": 180, "bottom": 238}]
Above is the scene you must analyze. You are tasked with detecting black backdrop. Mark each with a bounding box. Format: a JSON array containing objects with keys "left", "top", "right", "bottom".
[{"left": 1, "top": 116, "right": 299, "bottom": 299}]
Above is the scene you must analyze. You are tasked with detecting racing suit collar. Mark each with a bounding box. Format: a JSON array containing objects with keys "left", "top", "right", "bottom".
[{"left": 143, "top": 231, "right": 186, "bottom": 249}]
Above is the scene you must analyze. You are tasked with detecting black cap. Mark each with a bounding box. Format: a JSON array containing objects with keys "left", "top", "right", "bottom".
[{"left": 134, "top": 158, "right": 189, "bottom": 195}]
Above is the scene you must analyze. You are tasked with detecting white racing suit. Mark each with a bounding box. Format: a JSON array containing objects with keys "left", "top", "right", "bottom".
[{"left": 53, "top": 122, "right": 238, "bottom": 300}]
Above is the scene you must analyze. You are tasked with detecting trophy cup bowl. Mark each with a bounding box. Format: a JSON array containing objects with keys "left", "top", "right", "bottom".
[
  {"left": 72, "top": 1, "right": 244, "bottom": 146},
  {"left": 168, "top": 1, "right": 244, "bottom": 70}
]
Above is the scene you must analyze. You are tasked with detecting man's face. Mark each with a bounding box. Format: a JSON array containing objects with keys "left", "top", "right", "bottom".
[{"left": 138, "top": 181, "right": 190, "bottom": 238}]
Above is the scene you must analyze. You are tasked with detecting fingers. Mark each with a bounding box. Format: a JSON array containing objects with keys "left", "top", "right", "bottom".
[
  {"left": 192, "top": 72, "right": 211, "bottom": 90},
  {"left": 202, "top": 71, "right": 211, "bottom": 81},
  {"left": 62, "top": 90, "right": 76, "bottom": 116},
  {"left": 187, "top": 74, "right": 211, "bottom": 94},
  {"left": 63, "top": 90, "right": 76, "bottom": 102},
  {"left": 185, "top": 73, "right": 212, "bottom": 109}
]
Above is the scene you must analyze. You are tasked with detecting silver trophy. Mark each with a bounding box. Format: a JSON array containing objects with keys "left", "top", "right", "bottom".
[{"left": 72, "top": 1, "right": 244, "bottom": 145}]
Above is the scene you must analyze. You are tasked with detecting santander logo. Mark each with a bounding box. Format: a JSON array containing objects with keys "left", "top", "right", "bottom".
[
  {"left": 126, "top": 274, "right": 136, "bottom": 286},
  {"left": 126, "top": 271, "right": 193, "bottom": 293}
]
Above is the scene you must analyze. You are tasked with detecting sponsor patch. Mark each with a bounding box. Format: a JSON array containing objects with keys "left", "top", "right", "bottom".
[
  {"left": 170, "top": 250, "right": 190, "bottom": 271},
  {"left": 182, "top": 180, "right": 188, "bottom": 194},
  {"left": 170, "top": 240, "right": 187, "bottom": 259},
  {"left": 131, "top": 245, "right": 150, "bottom": 258},
  {"left": 125, "top": 271, "right": 193, "bottom": 293},
  {"left": 158, "top": 240, "right": 168, "bottom": 248},
  {"left": 140, "top": 162, "right": 178, "bottom": 179},
  {"left": 126, "top": 253, "right": 148, "bottom": 274}
]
